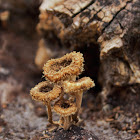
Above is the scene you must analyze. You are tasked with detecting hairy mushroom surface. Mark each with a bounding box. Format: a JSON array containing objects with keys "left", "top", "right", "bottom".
[
  {"left": 63, "top": 77, "right": 95, "bottom": 122},
  {"left": 30, "top": 81, "right": 62, "bottom": 123},
  {"left": 43, "top": 51, "right": 84, "bottom": 83},
  {"left": 30, "top": 51, "right": 95, "bottom": 129},
  {"left": 30, "top": 81, "right": 62, "bottom": 102},
  {"left": 63, "top": 77, "right": 95, "bottom": 94},
  {"left": 54, "top": 99, "right": 77, "bottom": 130}
]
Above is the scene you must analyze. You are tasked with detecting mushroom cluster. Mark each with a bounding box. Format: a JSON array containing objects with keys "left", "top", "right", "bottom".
[{"left": 30, "top": 51, "right": 95, "bottom": 130}]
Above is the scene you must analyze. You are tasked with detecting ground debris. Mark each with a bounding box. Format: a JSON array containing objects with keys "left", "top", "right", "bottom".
[{"left": 31, "top": 125, "right": 99, "bottom": 140}]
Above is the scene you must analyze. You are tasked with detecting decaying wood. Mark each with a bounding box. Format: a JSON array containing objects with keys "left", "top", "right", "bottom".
[{"left": 37, "top": 0, "right": 140, "bottom": 108}]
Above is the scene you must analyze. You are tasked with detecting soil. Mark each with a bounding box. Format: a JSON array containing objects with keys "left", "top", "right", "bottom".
[{"left": 0, "top": 11, "right": 140, "bottom": 140}]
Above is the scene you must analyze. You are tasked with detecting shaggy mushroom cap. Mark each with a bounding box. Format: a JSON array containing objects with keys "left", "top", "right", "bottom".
[
  {"left": 30, "top": 81, "right": 62, "bottom": 102},
  {"left": 43, "top": 51, "right": 84, "bottom": 83},
  {"left": 0, "top": 11, "right": 10, "bottom": 21},
  {"left": 53, "top": 99, "right": 77, "bottom": 117},
  {"left": 63, "top": 77, "right": 95, "bottom": 94}
]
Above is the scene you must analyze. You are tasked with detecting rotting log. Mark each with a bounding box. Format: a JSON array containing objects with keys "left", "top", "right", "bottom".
[{"left": 37, "top": 0, "right": 140, "bottom": 108}]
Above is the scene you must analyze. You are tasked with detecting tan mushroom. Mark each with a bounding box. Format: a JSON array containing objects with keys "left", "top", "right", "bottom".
[
  {"left": 0, "top": 11, "right": 10, "bottom": 27},
  {"left": 30, "top": 51, "right": 95, "bottom": 130},
  {"left": 35, "top": 39, "right": 53, "bottom": 70},
  {"left": 63, "top": 77, "right": 95, "bottom": 122},
  {"left": 30, "top": 81, "right": 62, "bottom": 124},
  {"left": 53, "top": 99, "right": 77, "bottom": 130},
  {"left": 43, "top": 51, "right": 84, "bottom": 83}
]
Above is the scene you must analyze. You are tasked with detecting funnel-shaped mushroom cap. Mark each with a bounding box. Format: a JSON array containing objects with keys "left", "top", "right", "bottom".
[
  {"left": 30, "top": 81, "right": 62, "bottom": 102},
  {"left": 63, "top": 77, "right": 95, "bottom": 94},
  {"left": 43, "top": 51, "right": 84, "bottom": 83},
  {"left": 53, "top": 99, "right": 77, "bottom": 117}
]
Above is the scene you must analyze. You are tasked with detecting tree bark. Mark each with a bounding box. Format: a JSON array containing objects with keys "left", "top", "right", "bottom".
[{"left": 37, "top": 0, "right": 140, "bottom": 106}]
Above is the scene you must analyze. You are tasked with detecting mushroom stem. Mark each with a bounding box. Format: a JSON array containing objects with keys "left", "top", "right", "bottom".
[
  {"left": 76, "top": 91, "right": 83, "bottom": 113},
  {"left": 63, "top": 116, "right": 71, "bottom": 130},
  {"left": 69, "top": 75, "right": 76, "bottom": 81},
  {"left": 59, "top": 116, "right": 64, "bottom": 126},
  {"left": 72, "top": 91, "right": 83, "bottom": 122},
  {"left": 45, "top": 100, "right": 53, "bottom": 124},
  {"left": 59, "top": 91, "right": 64, "bottom": 100}
]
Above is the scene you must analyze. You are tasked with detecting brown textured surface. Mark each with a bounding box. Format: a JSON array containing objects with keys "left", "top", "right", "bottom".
[
  {"left": 31, "top": 125, "right": 99, "bottom": 140},
  {"left": 0, "top": 29, "right": 139, "bottom": 139},
  {"left": 38, "top": 0, "right": 139, "bottom": 47},
  {"left": 38, "top": 0, "right": 140, "bottom": 107},
  {"left": 30, "top": 81, "right": 62, "bottom": 102},
  {"left": 0, "top": 0, "right": 140, "bottom": 139},
  {"left": 43, "top": 51, "right": 84, "bottom": 83}
]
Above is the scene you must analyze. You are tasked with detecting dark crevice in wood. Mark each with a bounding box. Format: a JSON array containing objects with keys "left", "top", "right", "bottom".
[
  {"left": 63, "top": 4, "right": 75, "bottom": 15},
  {"left": 87, "top": 6, "right": 105, "bottom": 24},
  {"left": 71, "top": 0, "right": 96, "bottom": 18},
  {"left": 117, "top": 19, "right": 124, "bottom": 30},
  {"left": 102, "top": 0, "right": 133, "bottom": 33}
]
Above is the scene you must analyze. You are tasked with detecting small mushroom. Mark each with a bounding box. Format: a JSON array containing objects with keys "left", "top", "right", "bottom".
[
  {"left": 43, "top": 51, "right": 84, "bottom": 83},
  {"left": 0, "top": 11, "right": 10, "bottom": 28},
  {"left": 63, "top": 77, "right": 95, "bottom": 122},
  {"left": 35, "top": 39, "right": 53, "bottom": 70},
  {"left": 30, "top": 51, "right": 95, "bottom": 130},
  {"left": 53, "top": 99, "right": 77, "bottom": 130},
  {"left": 30, "top": 81, "right": 62, "bottom": 123}
]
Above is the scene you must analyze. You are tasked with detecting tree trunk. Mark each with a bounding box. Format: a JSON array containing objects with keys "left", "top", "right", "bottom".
[{"left": 37, "top": 0, "right": 140, "bottom": 107}]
